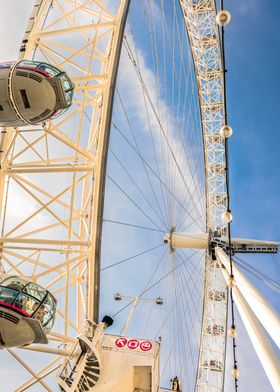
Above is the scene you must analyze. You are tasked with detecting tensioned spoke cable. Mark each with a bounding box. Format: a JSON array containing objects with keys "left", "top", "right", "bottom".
[
  {"left": 233, "top": 255, "right": 280, "bottom": 295},
  {"left": 115, "top": 87, "right": 169, "bottom": 229},
  {"left": 101, "top": 243, "right": 164, "bottom": 271},
  {"left": 103, "top": 218, "right": 165, "bottom": 233},
  {"left": 113, "top": 248, "right": 202, "bottom": 318},
  {"left": 176, "top": 252, "right": 203, "bottom": 343},
  {"left": 177, "top": 249, "right": 205, "bottom": 321},
  {"left": 121, "top": 10, "right": 172, "bottom": 224},
  {"left": 123, "top": 38, "right": 205, "bottom": 229},
  {"left": 150, "top": 0, "right": 206, "bottom": 219},
  {"left": 174, "top": 259, "right": 201, "bottom": 386},
  {"left": 159, "top": 2, "right": 206, "bottom": 219},
  {"left": 153, "top": 249, "right": 204, "bottom": 341},
  {"left": 158, "top": 255, "right": 204, "bottom": 389},
  {"left": 109, "top": 146, "right": 167, "bottom": 228},
  {"left": 114, "top": 247, "right": 168, "bottom": 321},
  {"left": 123, "top": 22, "right": 170, "bottom": 229},
  {"left": 126, "top": 3, "right": 206, "bottom": 236},
  {"left": 107, "top": 174, "right": 163, "bottom": 231},
  {"left": 272, "top": 253, "right": 280, "bottom": 278},
  {"left": 159, "top": 266, "right": 193, "bottom": 388},
  {"left": 113, "top": 123, "right": 205, "bottom": 231},
  {"left": 132, "top": 246, "right": 168, "bottom": 337},
  {"left": 142, "top": 2, "right": 172, "bottom": 225}
]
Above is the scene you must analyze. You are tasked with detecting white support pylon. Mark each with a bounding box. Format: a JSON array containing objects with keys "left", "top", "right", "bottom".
[
  {"left": 216, "top": 247, "right": 280, "bottom": 349},
  {"left": 234, "top": 287, "right": 280, "bottom": 391},
  {"left": 235, "top": 287, "right": 280, "bottom": 392}
]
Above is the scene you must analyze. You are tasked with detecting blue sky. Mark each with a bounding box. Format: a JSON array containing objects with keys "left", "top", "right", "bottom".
[
  {"left": 0, "top": 1, "right": 279, "bottom": 391},
  {"left": 228, "top": 1, "right": 280, "bottom": 241},
  {"left": 223, "top": 2, "right": 280, "bottom": 390}
]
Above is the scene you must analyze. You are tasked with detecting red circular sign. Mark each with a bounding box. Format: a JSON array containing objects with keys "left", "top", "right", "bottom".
[
  {"left": 115, "top": 338, "right": 127, "bottom": 348},
  {"left": 140, "top": 341, "right": 153, "bottom": 351},
  {"left": 127, "top": 339, "right": 139, "bottom": 349}
]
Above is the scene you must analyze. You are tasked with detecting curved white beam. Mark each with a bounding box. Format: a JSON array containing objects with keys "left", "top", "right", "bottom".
[{"left": 216, "top": 247, "right": 280, "bottom": 349}]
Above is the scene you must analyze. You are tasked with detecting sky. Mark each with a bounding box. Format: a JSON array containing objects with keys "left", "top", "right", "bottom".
[
  {"left": 219, "top": 2, "right": 280, "bottom": 390},
  {"left": 0, "top": 1, "right": 279, "bottom": 392},
  {"left": 228, "top": 1, "right": 280, "bottom": 242}
]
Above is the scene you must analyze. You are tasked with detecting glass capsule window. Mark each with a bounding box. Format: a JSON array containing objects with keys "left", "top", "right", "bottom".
[
  {"left": 14, "top": 293, "right": 40, "bottom": 316},
  {"left": 19, "top": 61, "right": 61, "bottom": 77},
  {"left": 0, "top": 276, "right": 57, "bottom": 334},
  {"left": 2, "top": 276, "right": 27, "bottom": 290},
  {"left": 19, "top": 60, "right": 41, "bottom": 69},
  {"left": 15, "top": 60, "right": 75, "bottom": 109},
  {"left": 0, "top": 287, "right": 19, "bottom": 305},
  {"left": 23, "top": 281, "right": 47, "bottom": 301},
  {"left": 34, "top": 294, "right": 56, "bottom": 333},
  {"left": 0, "top": 62, "right": 13, "bottom": 69},
  {"left": 58, "top": 73, "right": 74, "bottom": 106},
  {"left": 37, "top": 63, "right": 61, "bottom": 77}
]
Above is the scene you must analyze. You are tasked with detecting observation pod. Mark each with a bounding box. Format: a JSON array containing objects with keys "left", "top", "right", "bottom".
[
  {"left": 0, "top": 60, "right": 74, "bottom": 127},
  {"left": 0, "top": 275, "right": 57, "bottom": 348}
]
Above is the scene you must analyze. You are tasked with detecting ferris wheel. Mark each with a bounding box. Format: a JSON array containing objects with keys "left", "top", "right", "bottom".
[{"left": 0, "top": 1, "right": 279, "bottom": 391}]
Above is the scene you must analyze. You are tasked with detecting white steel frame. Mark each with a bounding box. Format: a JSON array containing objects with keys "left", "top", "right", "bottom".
[
  {"left": 0, "top": 0, "right": 130, "bottom": 389},
  {"left": 179, "top": 1, "right": 228, "bottom": 391}
]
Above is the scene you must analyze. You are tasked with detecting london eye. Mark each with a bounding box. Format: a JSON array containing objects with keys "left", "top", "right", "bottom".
[{"left": 0, "top": 1, "right": 279, "bottom": 391}]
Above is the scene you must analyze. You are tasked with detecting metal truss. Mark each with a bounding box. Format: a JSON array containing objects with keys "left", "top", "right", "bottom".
[
  {"left": 179, "top": 1, "right": 228, "bottom": 391},
  {"left": 0, "top": 0, "right": 129, "bottom": 389}
]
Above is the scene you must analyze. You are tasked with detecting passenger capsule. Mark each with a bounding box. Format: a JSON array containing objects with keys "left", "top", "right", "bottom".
[
  {"left": 222, "top": 210, "right": 233, "bottom": 223},
  {"left": 216, "top": 10, "right": 231, "bottom": 26},
  {"left": 0, "top": 60, "right": 74, "bottom": 127},
  {"left": 0, "top": 275, "right": 57, "bottom": 348},
  {"left": 220, "top": 125, "right": 233, "bottom": 138}
]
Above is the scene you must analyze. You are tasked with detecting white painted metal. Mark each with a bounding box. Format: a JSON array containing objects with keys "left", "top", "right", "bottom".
[
  {"left": 179, "top": 1, "right": 229, "bottom": 390},
  {"left": 0, "top": 0, "right": 131, "bottom": 389},
  {"left": 228, "top": 238, "right": 279, "bottom": 248},
  {"left": 166, "top": 232, "right": 208, "bottom": 249},
  {"left": 56, "top": 320, "right": 160, "bottom": 391},
  {"left": 216, "top": 247, "right": 280, "bottom": 349},
  {"left": 95, "top": 334, "right": 160, "bottom": 391},
  {"left": 167, "top": 232, "right": 279, "bottom": 252},
  {"left": 216, "top": 248, "right": 280, "bottom": 392},
  {"left": 121, "top": 296, "right": 140, "bottom": 336},
  {"left": 233, "top": 288, "right": 280, "bottom": 392}
]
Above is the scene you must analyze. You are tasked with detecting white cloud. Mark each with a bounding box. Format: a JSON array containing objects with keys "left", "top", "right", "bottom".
[{"left": 0, "top": 1, "right": 34, "bottom": 62}]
